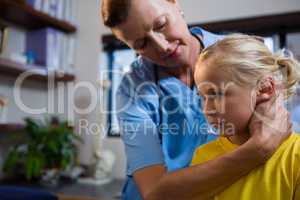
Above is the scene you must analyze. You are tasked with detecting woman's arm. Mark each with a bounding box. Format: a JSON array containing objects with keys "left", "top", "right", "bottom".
[
  {"left": 135, "top": 95, "right": 292, "bottom": 200},
  {"left": 135, "top": 139, "right": 267, "bottom": 200}
]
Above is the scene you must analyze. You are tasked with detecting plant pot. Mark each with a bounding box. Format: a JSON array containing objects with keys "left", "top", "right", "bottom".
[{"left": 39, "top": 169, "right": 61, "bottom": 188}]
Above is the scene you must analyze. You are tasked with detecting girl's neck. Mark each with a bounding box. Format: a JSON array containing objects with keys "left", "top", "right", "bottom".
[{"left": 227, "top": 131, "right": 251, "bottom": 145}]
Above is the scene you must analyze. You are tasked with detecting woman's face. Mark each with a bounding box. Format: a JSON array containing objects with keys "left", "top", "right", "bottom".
[
  {"left": 194, "top": 61, "right": 256, "bottom": 136},
  {"left": 112, "top": 0, "right": 195, "bottom": 68}
]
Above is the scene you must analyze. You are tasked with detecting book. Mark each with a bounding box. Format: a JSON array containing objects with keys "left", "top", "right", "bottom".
[
  {"left": 66, "top": 35, "right": 76, "bottom": 73},
  {"left": 58, "top": 33, "right": 76, "bottom": 73},
  {"left": 69, "top": 0, "right": 78, "bottom": 25},
  {"left": 64, "top": 0, "right": 71, "bottom": 22},
  {"left": 26, "top": 28, "right": 76, "bottom": 73},
  {"left": 49, "top": 0, "right": 58, "bottom": 17},
  {"left": 0, "top": 95, "right": 8, "bottom": 124},
  {"left": 26, "top": 0, "right": 77, "bottom": 25},
  {"left": 26, "top": 28, "right": 60, "bottom": 70},
  {"left": 26, "top": 0, "right": 43, "bottom": 11},
  {"left": 41, "top": 0, "right": 50, "bottom": 14},
  {"left": 0, "top": 27, "right": 8, "bottom": 54},
  {"left": 56, "top": 0, "right": 64, "bottom": 20},
  {"left": 1, "top": 27, "right": 27, "bottom": 63}
]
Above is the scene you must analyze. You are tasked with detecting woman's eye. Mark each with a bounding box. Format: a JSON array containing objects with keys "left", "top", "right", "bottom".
[
  {"left": 156, "top": 22, "right": 166, "bottom": 30},
  {"left": 155, "top": 17, "right": 167, "bottom": 31}
]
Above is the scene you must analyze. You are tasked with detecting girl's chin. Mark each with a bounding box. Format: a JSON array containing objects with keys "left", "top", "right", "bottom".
[
  {"left": 209, "top": 123, "right": 235, "bottom": 136},
  {"left": 220, "top": 131, "right": 235, "bottom": 137}
]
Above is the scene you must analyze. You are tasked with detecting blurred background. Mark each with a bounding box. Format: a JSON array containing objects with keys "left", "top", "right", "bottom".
[{"left": 0, "top": 0, "right": 299, "bottom": 199}]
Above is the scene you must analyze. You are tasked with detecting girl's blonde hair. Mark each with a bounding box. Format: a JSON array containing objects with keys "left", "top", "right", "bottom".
[{"left": 198, "top": 34, "right": 300, "bottom": 99}]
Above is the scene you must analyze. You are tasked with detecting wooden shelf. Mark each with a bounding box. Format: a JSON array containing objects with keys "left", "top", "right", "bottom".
[
  {"left": 0, "top": 58, "right": 76, "bottom": 82},
  {"left": 0, "top": 123, "right": 25, "bottom": 133},
  {"left": 0, "top": 0, "right": 76, "bottom": 33}
]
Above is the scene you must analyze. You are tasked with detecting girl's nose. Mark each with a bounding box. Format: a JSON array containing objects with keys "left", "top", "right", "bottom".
[{"left": 204, "top": 100, "right": 218, "bottom": 115}]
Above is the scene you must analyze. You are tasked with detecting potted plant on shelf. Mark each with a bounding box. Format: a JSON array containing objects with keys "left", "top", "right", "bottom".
[{"left": 3, "top": 116, "right": 81, "bottom": 185}]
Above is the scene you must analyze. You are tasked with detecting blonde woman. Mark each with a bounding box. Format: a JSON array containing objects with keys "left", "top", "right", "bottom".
[{"left": 192, "top": 34, "right": 300, "bottom": 200}]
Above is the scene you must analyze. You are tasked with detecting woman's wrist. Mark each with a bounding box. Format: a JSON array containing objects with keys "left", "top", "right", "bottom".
[{"left": 243, "top": 135, "right": 271, "bottom": 163}]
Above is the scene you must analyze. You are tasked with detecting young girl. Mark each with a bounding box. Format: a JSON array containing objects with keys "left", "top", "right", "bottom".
[{"left": 192, "top": 34, "right": 300, "bottom": 200}]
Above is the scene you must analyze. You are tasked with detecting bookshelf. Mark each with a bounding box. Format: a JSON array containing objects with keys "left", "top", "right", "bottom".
[
  {"left": 0, "top": 123, "right": 25, "bottom": 133},
  {"left": 0, "top": 0, "right": 77, "bottom": 83},
  {"left": 0, "top": 0, "right": 76, "bottom": 33},
  {"left": 0, "top": 58, "right": 75, "bottom": 82}
]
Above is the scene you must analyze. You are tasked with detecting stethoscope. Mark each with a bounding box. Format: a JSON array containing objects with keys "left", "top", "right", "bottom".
[
  {"left": 153, "top": 33, "right": 220, "bottom": 144},
  {"left": 154, "top": 65, "right": 164, "bottom": 143}
]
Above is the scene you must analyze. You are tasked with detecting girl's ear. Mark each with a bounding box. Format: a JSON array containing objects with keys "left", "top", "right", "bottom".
[{"left": 256, "top": 76, "right": 276, "bottom": 104}]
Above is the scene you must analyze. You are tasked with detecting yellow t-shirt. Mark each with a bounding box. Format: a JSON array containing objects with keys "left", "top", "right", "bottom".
[{"left": 191, "top": 133, "right": 300, "bottom": 200}]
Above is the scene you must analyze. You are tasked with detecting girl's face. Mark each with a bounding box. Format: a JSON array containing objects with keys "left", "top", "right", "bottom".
[
  {"left": 112, "top": 0, "right": 197, "bottom": 68},
  {"left": 194, "top": 60, "right": 256, "bottom": 136}
]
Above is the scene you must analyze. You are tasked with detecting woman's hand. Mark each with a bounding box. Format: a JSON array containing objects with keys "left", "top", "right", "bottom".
[{"left": 248, "top": 93, "right": 292, "bottom": 161}]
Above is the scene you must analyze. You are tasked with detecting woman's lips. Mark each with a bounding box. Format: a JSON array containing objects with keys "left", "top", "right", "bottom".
[
  {"left": 163, "top": 41, "right": 180, "bottom": 60},
  {"left": 167, "top": 44, "right": 180, "bottom": 59}
]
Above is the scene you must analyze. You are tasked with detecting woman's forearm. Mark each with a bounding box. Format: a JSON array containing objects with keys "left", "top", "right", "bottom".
[{"left": 145, "top": 138, "right": 265, "bottom": 200}]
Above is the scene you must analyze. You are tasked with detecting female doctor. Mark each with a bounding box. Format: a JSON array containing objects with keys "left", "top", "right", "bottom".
[{"left": 101, "top": 0, "right": 292, "bottom": 199}]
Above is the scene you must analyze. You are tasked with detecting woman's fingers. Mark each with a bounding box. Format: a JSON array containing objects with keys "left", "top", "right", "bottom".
[{"left": 249, "top": 93, "right": 292, "bottom": 159}]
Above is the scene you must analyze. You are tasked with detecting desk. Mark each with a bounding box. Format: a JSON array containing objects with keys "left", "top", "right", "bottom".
[{"left": 1, "top": 179, "right": 124, "bottom": 200}]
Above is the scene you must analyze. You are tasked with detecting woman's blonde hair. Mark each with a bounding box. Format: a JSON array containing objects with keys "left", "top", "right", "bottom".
[{"left": 198, "top": 34, "right": 300, "bottom": 99}]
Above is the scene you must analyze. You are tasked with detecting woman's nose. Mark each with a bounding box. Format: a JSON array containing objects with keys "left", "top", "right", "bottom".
[{"left": 149, "top": 33, "right": 170, "bottom": 54}]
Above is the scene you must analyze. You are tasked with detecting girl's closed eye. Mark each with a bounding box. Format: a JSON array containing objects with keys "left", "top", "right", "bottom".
[{"left": 206, "top": 90, "right": 225, "bottom": 100}]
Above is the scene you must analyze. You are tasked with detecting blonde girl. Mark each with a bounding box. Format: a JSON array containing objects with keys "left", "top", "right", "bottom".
[{"left": 192, "top": 34, "right": 300, "bottom": 200}]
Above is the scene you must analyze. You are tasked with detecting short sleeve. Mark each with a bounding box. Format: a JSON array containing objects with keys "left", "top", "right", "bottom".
[
  {"left": 190, "top": 140, "right": 224, "bottom": 167},
  {"left": 295, "top": 182, "right": 300, "bottom": 200},
  {"left": 190, "top": 148, "right": 203, "bottom": 166},
  {"left": 294, "top": 135, "right": 300, "bottom": 199},
  {"left": 116, "top": 72, "right": 165, "bottom": 176}
]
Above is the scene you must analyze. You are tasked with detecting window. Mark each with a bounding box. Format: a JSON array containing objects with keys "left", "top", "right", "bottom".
[
  {"left": 287, "top": 32, "right": 300, "bottom": 133},
  {"left": 101, "top": 49, "right": 137, "bottom": 137}
]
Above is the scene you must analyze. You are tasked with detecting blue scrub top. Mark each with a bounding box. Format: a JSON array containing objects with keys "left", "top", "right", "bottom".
[{"left": 116, "top": 27, "right": 224, "bottom": 200}]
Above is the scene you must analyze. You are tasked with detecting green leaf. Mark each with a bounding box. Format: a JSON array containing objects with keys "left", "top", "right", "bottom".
[
  {"left": 3, "top": 149, "right": 20, "bottom": 173},
  {"left": 25, "top": 155, "right": 34, "bottom": 180}
]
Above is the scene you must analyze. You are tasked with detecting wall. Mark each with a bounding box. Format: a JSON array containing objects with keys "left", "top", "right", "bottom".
[
  {"left": 179, "top": 0, "right": 300, "bottom": 24},
  {"left": 74, "top": 0, "right": 103, "bottom": 165}
]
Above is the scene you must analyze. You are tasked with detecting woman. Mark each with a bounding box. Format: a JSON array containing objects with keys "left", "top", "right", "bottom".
[{"left": 101, "top": 0, "right": 292, "bottom": 199}]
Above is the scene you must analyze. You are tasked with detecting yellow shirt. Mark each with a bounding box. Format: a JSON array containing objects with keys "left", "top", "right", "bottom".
[{"left": 191, "top": 133, "right": 300, "bottom": 200}]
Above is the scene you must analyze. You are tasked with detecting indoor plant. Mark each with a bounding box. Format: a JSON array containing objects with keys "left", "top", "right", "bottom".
[{"left": 3, "top": 116, "right": 81, "bottom": 182}]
